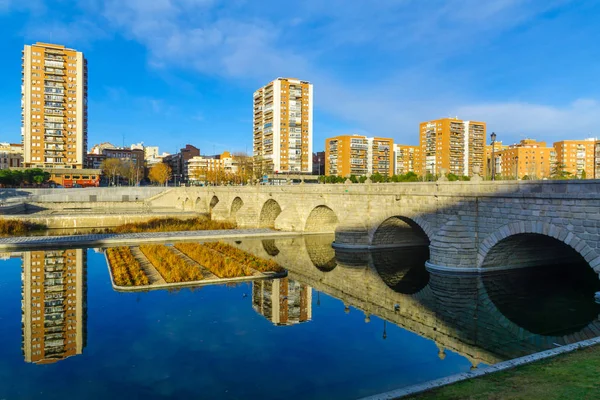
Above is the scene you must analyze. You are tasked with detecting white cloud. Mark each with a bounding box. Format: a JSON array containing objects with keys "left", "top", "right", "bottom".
[{"left": 7, "top": 0, "right": 594, "bottom": 146}]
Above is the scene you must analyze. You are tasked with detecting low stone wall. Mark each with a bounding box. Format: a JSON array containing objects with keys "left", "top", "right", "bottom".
[
  {"left": 0, "top": 187, "right": 169, "bottom": 203},
  {"left": 27, "top": 201, "right": 151, "bottom": 211}
]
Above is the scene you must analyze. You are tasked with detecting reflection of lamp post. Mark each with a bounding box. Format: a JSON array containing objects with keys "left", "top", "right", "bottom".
[
  {"left": 490, "top": 132, "right": 497, "bottom": 181},
  {"left": 317, "top": 291, "right": 320, "bottom": 306},
  {"left": 382, "top": 320, "right": 387, "bottom": 340}
]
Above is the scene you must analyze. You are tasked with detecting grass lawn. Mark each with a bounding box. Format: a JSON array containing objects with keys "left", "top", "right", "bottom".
[{"left": 408, "top": 345, "right": 600, "bottom": 400}]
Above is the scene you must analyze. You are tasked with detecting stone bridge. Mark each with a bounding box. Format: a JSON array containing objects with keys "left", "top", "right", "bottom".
[{"left": 146, "top": 181, "right": 600, "bottom": 274}]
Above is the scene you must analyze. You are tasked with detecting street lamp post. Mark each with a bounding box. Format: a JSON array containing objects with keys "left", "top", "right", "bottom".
[
  {"left": 515, "top": 156, "right": 519, "bottom": 180},
  {"left": 490, "top": 132, "right": 497, "bottom": 181}
]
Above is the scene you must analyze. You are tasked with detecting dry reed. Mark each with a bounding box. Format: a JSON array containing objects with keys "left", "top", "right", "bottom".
[
  {"left": 111, "top": 217, "right": 235, "bottom": 234},
  {"left": 174, "top": 242, "right": 253, "bottom": 278},
  {"left": 106, "top": 247, "right": 149, "bottom": 286},
  {"left": 139, "top": 244, "right": 203, "bottom": 283},
  {"left": 203, "top": 242, "right": 283, "bottom": 272}
]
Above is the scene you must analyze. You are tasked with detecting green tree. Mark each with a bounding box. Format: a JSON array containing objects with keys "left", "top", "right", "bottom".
[
  {"left": 580, "top": 169, "right": 587, "bottom": 179},
  {"left": 447, "top": 173, "right": 459, "bottom": 181},
  {"left": 551, "top": 163, "right": 572, "bottom": 180}
]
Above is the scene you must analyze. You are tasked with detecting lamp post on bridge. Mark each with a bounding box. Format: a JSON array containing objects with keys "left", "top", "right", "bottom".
[{"left": 490, "top": 132, "right": 497, "bottom": 181}]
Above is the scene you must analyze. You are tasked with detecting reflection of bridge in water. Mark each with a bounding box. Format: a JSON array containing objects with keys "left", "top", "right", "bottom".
[{"left": 230, "top": 235, "right": 600, "bottom": 368}]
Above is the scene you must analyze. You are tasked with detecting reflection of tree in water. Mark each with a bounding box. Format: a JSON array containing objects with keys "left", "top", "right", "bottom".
[
  {"left": 304, "top": 235, "right": 336, "bottom": 272},
  {"left": 482, "top": 262, "right": 600, "bottom": 336},
  {"left": 371, "top": 246, "right": 430, "bottom": 294},
  {"left": 262, "top": 239, "right": 280, "bottom": 256}
]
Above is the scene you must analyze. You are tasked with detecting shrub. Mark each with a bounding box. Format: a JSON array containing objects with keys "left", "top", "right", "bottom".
[{"left": 0, "top": 219, "right": 45, "bottom": 237}]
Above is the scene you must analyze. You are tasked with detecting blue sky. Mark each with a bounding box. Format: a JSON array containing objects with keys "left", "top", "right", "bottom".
[{"left": 1, "top": 0, "right": 600, "bottom": 154}]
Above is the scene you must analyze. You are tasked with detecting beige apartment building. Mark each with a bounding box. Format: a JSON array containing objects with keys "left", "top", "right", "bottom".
[
  {"left": 22, "top": 42, "right": 88, "bottom": 169},
  {"left": 325, "top": 135, "right": 394, "bottom": 177},
  {"left": 491, "top": 139, "right": 554, "bottom": 180},
  {"left": 595, "top": 141, "right": 600, "bottom": 179},
  {"left": 21, "top": 249, "right": 86, "bottom": 364},
  {"left": 553, "top": 139, "right": 596, "bottom": 178},
  {"left": 253, "top": 78, "right": 313, "bottom": 174},
  {"left": 188, "top": 151, "right": 237, "bottom": 184},
  {"left": 0, "top": 142, "right": 23, "bottom": 169},
  {"left": 420, "top": 118, "right": 486, "bottom": 177},
  {"left": 393, "top": 144, "right": 422, "bottom": 175}
]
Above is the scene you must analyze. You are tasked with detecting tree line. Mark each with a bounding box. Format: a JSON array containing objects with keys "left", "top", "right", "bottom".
[{"left": 0, "top": 169, "right": 51, "bottom": 186}]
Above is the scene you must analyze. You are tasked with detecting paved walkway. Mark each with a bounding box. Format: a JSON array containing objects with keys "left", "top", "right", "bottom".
[
  {"left": 130, "top": 246, "right": 166, "bottom": 285},
  {"left": 0, "top": 229, "right": 300, "bottom": 250},
  {"left": 170, "top": 246, "right": 218, "bottom": 280}
]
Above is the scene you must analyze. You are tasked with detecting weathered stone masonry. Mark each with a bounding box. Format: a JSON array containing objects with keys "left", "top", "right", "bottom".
[{"left": 145, "top": 180, "right": 600, "bottom": 273}]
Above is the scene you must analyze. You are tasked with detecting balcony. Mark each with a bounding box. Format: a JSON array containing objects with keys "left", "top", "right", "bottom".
[
  {"left": 45, "top": 68, "right": 65, "bottom": 76},
  {"left": 44, "top": 76, "right": 65, "bottom": 82}
]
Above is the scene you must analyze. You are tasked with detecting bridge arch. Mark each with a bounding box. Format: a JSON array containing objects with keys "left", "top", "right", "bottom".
[
  {"left": 370, "top": 215, "right": 432, "bottom": 247},
  {"left": 194, "top": 197, "right": 202, "bottom": 211},
  {"left": 479, "top": 263, "right": 600, "bottom": 339},
  {"left": 478, "top": 222, "right": 600, "bottom": 273},
  {"left": 230, "top": 197, "right": 244, "bottom": 222},
  {"left": 261, "top": 239, "right": 280, "bottom": 256},
  {"left": 371, "top": 247, "right": 430, "bottom": 295},
  {"left": 209, "top": 195, "right": 219, "bottom": 210},
  {"left": 304, "top": 205, "right": 339, "bottom": 233},
  {"left": 304, "top": 235, "right": 337, "bottom": 272},
  {"left": 182, "top": 197, "right": 190, "bottom": 211},
  {"left": 259, "top": 199, "right": 282, "bottom": 228}
]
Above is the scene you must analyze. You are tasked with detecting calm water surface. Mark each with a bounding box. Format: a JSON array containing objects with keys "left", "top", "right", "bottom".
[{"left": 1, "top": 235, "right": 599, "bottom": 399}]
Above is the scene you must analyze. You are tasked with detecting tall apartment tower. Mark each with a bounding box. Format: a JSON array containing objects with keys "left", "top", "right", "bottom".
[
  {"left": 420, "top": 118, "right": 486, "bottom": 177},
  {"left": 253, "top": 78, "right": 313, "bottom": 174},
  {"left": 252, "top": 278, "right": 312, "bottom": 326},
  {"left": 21, "top": 249, "right": 87, "bottom": 364},
  {"left": 22, "top": 42, "right": 88, "bottom": 169}
]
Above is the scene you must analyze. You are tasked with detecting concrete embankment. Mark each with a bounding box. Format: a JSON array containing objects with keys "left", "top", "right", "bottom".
[{"left": 0, "top": 229, "right": 303, "bottom": 251}]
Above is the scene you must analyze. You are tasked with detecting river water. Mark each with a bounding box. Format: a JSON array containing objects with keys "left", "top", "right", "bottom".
[{"left": 1, "top": 234, "right": 599, "bottom": 399}]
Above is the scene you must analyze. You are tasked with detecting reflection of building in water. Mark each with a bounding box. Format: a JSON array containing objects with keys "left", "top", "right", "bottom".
[
  {"left": 21, "top": 249, "right": 87, "bottom": 364},
  {"left": 252, "top": 278, "right": 312, "bottom": 325}
]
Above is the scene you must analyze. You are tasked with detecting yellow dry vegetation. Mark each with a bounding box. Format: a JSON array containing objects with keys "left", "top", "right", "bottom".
[
  {"left": 111, "top": 217, "right": 235, "bottom": 234},
  {"left": 139, "top": 244, "right": 203, "bottom": 283},
  {"left": 107, "top": 247, "right": 149, "bottom": 286},
  {"left": 203, "top": 242, "right": 283, "bottom": 272},
  {"left": 174, "top": 242, "right": 253, "bottom": 278}
]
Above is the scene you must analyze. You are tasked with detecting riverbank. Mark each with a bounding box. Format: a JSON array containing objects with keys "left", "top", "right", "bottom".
[{"left": 407, "top": 344, "right": 600, "bottom": 400}]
